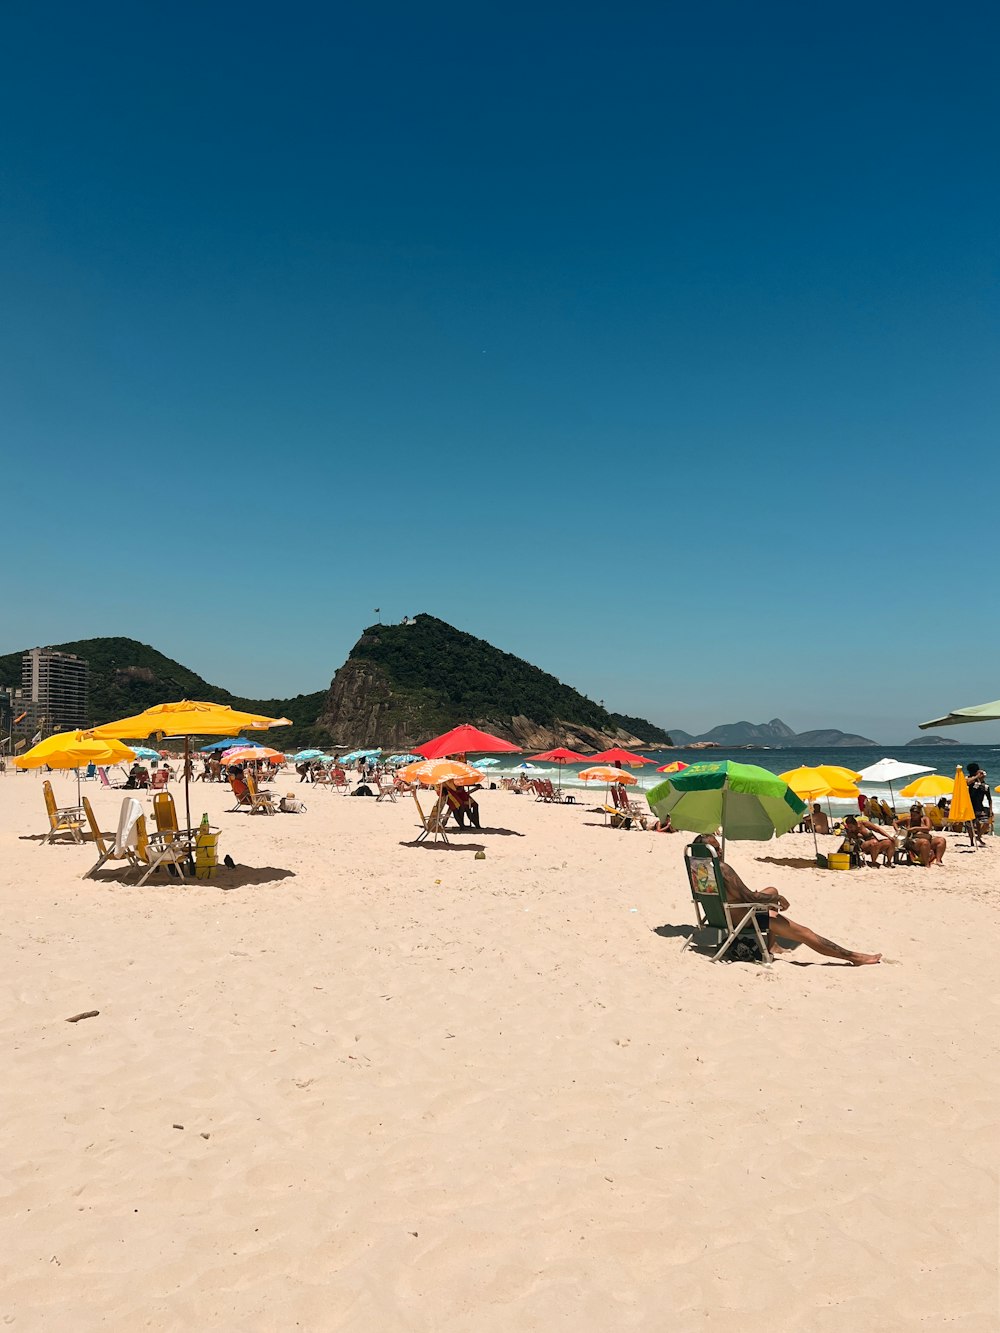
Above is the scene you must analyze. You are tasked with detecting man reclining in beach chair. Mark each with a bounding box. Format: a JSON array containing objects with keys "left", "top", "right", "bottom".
[{"left": 682, "top": 835, "right": 881, "bottom": 965}]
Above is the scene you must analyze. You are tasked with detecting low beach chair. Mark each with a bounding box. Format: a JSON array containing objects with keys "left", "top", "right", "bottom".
[
  {"left": 604, "top": 783, "right": 648, "bottom": 829},
  {"left": 312, "top": 767, "right": 332, "bottom": 790},
  {"left": 375, "top": 777, "right": 397, "bottom": 802},
  {"left": 41, "top": 779, "right": 85, "bottom": 845},
  {"left": 245, "top": 772, "right": 276, "bottom": 815},
  {"left": 130, "top": 813, "right": 192, "bottom": 886},
  {"left": 149, "top": 769, "right": 169, "bottom": 794},
  {"left": 228, "top": 775, "right": 252, "bottom": 812},
  {"left": 153, "top": 791, "right": 180, "bottom": 839},
  {"left": 412, "top": 789, "right": 450, "bottom": 844},
  {"left": 680, "top": 840, "right": 772, "bottom": 964},
  {"left": 83, "top": 796, "right": 141, "bottom": 877}
]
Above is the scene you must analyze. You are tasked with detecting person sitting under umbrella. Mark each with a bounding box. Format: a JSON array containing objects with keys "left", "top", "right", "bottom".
[
  {"left": 803, "top": 803, "right": 830, "bottom": 835},
  {"left": 842, "top": 814, "right": 895, "bottom": 868},
  {"left": 700, "top": 835, "right": 881, "bottom": 965},
  {"left": 898, "top": 803, "right": 946, "bottom": 866},
  {"left": 442, "top": 781, "right": 481, "bottom": 829}
]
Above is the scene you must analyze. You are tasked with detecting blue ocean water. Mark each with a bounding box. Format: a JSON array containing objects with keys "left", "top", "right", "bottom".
[{"left": 472, "top": 744, "right": 1000, "bottom": 805}]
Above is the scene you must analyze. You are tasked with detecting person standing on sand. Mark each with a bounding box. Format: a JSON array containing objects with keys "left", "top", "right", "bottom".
[
  {"left": 699, "top": 835, "right": 881, "bottom": 965},
  {"left": 966, "top": 763, "right": 991, "bottom": 846}
]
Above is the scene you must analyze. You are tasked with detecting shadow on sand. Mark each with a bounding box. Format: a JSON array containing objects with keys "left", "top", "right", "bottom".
[
  {"left": 652, "top": 923, "right": 694, "bottom": 940},
  {"left": 88, "top": 865, "right": 296, "bottom": 889},
  {"left": 399, "top": 840, "right": 486, "bottom": 853},
  {"left": 757, "top": 855, "right": 824, "bottom": 870}
]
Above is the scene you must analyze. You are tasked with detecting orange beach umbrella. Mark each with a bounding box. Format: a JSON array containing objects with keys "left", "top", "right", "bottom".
[
  {"left": 399, "top": 759, "right": 484, "bottom": 787},
  {"left": 579, "top": 766, "right": 638, "bottom": 785}
]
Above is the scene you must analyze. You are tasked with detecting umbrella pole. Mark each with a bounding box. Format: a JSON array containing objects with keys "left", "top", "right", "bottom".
[
  {"left": 721, "top": 789, "right": 727, "bottom": 860},
  {"left": 184, "top": 737, "right": 193, "bottom": 836}
]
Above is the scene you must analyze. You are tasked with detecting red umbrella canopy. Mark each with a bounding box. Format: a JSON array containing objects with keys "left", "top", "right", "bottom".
[
  {"left": 414, "top": 724, "right": 521, "bottom": 760},
  {"left": 588, "top": 748, "right": 655, "bottom": 766},
  {"left": 531, "top": 748, "right": 591, "bottom": 763}
]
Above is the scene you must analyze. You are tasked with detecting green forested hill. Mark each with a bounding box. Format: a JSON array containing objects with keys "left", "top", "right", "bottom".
[
  {"left": 1, "top": 620, "right": 672, "bottom": 751},
  {"left": 318, "top": 615, "right": 673, "bottom": 747},
  {"left": 0, "top": 638, "right": 329, "bottom": 748}
]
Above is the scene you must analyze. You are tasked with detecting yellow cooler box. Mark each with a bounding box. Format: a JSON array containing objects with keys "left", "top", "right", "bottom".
[{"left": 827, "top": 852, "right": 851, "bottom": 872}]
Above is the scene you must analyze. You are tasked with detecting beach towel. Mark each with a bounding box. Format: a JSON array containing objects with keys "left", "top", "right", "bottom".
[{"left": 114, "top": 798, "right": 143, "bottom": 858}]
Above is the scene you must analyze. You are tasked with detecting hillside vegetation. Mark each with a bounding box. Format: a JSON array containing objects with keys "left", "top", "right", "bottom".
[
  {"left": 2, "top": 620, "right": 672, "bottom": 751},
  {"left": 319, "top": 615, "right": 672, "bottom": 747},
  {"left": 0, "top": 638, "right": 328, "bottom": 748}
]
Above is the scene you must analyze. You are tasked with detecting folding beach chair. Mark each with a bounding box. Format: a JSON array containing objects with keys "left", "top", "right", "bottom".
[
  {"left": 412, "top": 790, "right": 450, "bottom": 844},
  {"left": 604, "top": 784, "right": 648, "bottom": 829},
  {"left": 153, "top": 791, "right": 181, "bottom": 839},
  {"left": 375, "top": 777, "right": 397, "bottom": 802},
  {"left": 680, "top": 840, "right": 772, "bottom": 964},
  {"left": 149, "top": 769, "right": 169, "bottom": 794},
  {"left": 83, "top": 796, "right": 142, "bottom": 877},
  {"left": 228, "top": 774, "right": 251, "bottom": 811},
  {"left": 245, "top": 772, "right": 276, "bottom": 815},
  {"left": 130, "top": 813, "right": 192, "bottom": 886},
  {"left": 41, "top": 779, "right": 85, "bottom": 845},
  {"left": 312, "top": 767, "right": 332, "bottom": 790}
]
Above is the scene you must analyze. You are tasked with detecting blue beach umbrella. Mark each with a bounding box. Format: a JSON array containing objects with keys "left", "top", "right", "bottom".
[
  {"left": 131, "top": 745, "right": 163, "bottom": 761},
  {"left": 292, "top": 749, "right": 326, "bottom": 762},
  {"left": 473, "top": 757, "right": 501, "bottom": 768},
  {"left": 201, "top": 737, "right": 263, "bottom": 752}
]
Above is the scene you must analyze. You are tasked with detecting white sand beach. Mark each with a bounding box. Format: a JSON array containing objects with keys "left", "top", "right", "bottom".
[{"left": 1, "top": 772, "right": 997, "bottom": 1330}]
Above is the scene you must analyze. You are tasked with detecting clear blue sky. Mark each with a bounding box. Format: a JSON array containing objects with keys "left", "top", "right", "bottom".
[{"left": 3, "top": 1, "right": 998, "bottom": 743}]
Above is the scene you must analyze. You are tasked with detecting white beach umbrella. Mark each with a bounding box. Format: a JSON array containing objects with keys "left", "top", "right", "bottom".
[{"left": 856, "top": 757, "right": 934, "bottom": 809}]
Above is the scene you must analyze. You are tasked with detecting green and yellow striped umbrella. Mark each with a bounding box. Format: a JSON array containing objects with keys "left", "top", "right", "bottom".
[{"left": 646, "top": 760, "right": 806, "bottom": 856}]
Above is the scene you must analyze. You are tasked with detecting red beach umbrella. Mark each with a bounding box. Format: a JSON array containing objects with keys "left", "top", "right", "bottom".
[
  {"left": 656, "top": 760, "right": 689, "bottom": 774},
  {"left": 588, "top": 748, "right": 656, "bottom": 766},
  {"left": 530, "top": 746, "right": 592, "bottom": 793},
  {"left": 414, "top": 724, "right": 521, "bottom": 760}
]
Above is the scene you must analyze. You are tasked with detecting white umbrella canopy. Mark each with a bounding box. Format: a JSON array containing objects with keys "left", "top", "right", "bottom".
[
  {"left": 856, "top": 758, "right": 934, "bottom": 783},
  {"left": 856, "top": 757, "right": 935, "bottom": 812}
]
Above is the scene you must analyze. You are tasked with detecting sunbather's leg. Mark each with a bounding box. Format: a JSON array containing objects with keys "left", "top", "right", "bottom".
[{"left": 769, "top": 915, "right": 881, "bottom": 965}]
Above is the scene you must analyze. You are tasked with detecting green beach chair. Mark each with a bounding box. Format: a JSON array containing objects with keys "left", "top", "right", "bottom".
[{"left": 681, "top": 840, "right": 773, "bottom": 964}]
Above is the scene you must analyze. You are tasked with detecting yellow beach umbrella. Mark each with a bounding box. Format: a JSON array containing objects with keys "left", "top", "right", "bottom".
[
  {"left": 948, "top": 765, "right": 975, "bottom": 824},
  {"left": 16, "top": 731, "right": 135, "bottom": 770},
  {"left": 778, "top": 765, "right": 860, "bottom": 801},
  {"left": 899, "top": 774, "right": 955, "bottom": 800},
  {"left": 16, "top": 731, "right": 136, "bottom": 804},
  {"left": 778, "top": 765, "right": 860, "bottom": 856},
  {"left": 89, "top": 701, "right": 291, "bottom": 832}
]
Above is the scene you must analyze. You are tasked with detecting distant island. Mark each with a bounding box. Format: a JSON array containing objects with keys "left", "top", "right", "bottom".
[
  {"left": 667, "top": 718, "right": 878, "bottom": 749},
  {"left": 905, "top": 735, "right": 958, "bottom": 746}
]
